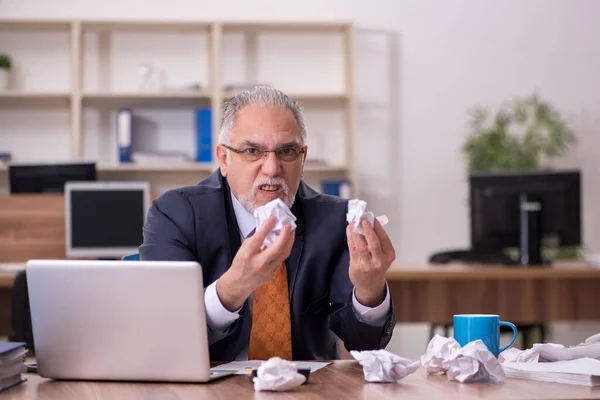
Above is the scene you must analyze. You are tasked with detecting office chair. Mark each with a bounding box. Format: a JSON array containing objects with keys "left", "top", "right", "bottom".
[{"left": 10, "top": 270, "right": 35, "bottom": 354}]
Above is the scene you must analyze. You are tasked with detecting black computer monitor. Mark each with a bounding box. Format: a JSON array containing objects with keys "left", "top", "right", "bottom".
[
  {"left": 8, "top": 162, "right": 97, "bottom": 194},
  {"left": 64, "top": 181, "right": 150, "bottom": 259},
  {"left": 469, "top": 170, "right": 581, "bottom": 266}
]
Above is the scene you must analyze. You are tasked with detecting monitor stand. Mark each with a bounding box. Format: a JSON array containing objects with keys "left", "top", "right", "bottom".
[{"left": 519, "top": 193, "right": 550, "bottom": 266}]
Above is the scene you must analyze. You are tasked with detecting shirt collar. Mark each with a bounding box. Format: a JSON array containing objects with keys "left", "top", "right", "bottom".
[{"left": 230, "top": 191, "right": 256, "bottom": 240}]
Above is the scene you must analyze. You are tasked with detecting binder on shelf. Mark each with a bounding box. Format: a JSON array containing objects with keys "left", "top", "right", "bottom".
[
  {"left": 116, "top": 108, "right": 133, "bottom": 163},
  {"left": 322, "top": 179, "right": 351, "bottom": 199},
  {"left": 196, "top": 107, "right": 212, "bottom": 163}
]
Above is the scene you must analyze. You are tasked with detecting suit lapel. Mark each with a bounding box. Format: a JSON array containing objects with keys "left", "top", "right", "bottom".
[
  {"left": 222, "top": 178, "right": 242, "bottom": 266},
  {"left": 286, "top": 199, "right": 305, "bottom": 302}
]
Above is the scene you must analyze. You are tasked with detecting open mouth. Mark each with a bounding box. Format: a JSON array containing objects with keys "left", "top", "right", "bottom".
[{"left": 259, "top": 184, "right": 281, "bottom": 192}]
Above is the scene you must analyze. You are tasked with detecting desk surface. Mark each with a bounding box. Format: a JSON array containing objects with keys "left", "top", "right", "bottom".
[
  {"left": 1, "top": 261, "right": 599, "bottom": 286},
  {"left": 4, "top": 361, "right": 600, "bottom": 400},
  {"left": 387, "top": 261, "right": 600, "bottom": 280}
]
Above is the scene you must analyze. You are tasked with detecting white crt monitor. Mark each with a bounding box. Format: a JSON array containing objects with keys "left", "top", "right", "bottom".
[{"left": 65, "top": 181, "right": 150, "bottom": 258}]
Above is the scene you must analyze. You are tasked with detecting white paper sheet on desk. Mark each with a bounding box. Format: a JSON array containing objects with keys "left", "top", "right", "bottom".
[
  {"left": 211, "top": 360, "right": 330, "bottom": 375},
  {"left": 502, "top": 358, "right": 600, "bottom": 386},
  {"left": 501, "top": 334, "right": 600, "bottom": 363}
]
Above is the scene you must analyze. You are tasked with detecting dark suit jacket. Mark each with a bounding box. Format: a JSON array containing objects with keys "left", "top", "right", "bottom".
[{"left": 139, "top": 170, "right": 395, "bottom": 361}]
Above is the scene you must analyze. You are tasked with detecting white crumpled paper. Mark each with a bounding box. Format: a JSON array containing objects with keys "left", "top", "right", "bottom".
[
  {"left": 346, "top": 199, "right": 389, "bottom": 235},
  {"left": 420, "top": 335, "right": 505, "bottom": 383},
  {"left": 350, "top": 349, "right": 420, "bottom": 383},
  {"left": 253, "top": 357, "right": 307, "bottom": 392},
  {"left": 253, "top": 198, "right": 297, "bottom": 247},
  {"left": 420, "top": 333, "right": 461, "bottom": 374},
  {"left": 501, "top": 332, "right": 600, "bottom": 363}
]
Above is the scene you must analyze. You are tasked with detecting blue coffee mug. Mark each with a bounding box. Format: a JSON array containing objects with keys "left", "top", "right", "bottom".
[{"left": 453, "top": 314, "right": 517, "bottom": 357}]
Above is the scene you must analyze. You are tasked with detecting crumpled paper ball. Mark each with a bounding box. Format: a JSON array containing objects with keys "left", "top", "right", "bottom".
[
  {"left": 443, "top": 340, "right": 505, "bottom": 383},
  {"left": 346, "top": 199, "right": 389, "bottom": 235},
  {"left": 420, "top": 333, "right": 461, "bottom": 374},
  {"left": 253, "top": 198, "right": 297, "bottom": 247},
  {"left": 253, "top": 357, "right": 306, "bottom": 392},
  {"left": 421, "top": 334, "right": 505, "bottom": 384},
  {"left": 350, "top": 349, "right": 420, "bottom": 383}
]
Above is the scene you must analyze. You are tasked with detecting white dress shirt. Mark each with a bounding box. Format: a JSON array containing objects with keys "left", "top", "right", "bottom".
[{"left": 204, "top": 192, "right": 391, "bottom": 360}]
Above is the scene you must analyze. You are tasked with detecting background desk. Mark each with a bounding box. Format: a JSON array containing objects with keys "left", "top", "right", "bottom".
[
  {"left": 386, "top": 263, "right": 600, "bottom": 325},
  {"left": 4, "top": 361, "right": 600, "bottom": 400},
  {"left": 0, "top": 262, "right": 599, "bottom": 338}
]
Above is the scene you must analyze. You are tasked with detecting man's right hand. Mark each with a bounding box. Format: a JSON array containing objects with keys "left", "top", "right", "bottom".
[{"left": 216, "top": 216, "right": 295, "bottom": 312}]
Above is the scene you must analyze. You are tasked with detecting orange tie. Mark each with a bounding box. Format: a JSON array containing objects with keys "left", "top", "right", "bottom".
[{"left": 248, "top": 261, "right": 293, "bottom": 360}]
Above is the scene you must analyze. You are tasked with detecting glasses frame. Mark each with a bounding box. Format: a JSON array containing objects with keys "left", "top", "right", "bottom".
[{"left": 221, "top": 144, "right": 306, "bottom": 163}]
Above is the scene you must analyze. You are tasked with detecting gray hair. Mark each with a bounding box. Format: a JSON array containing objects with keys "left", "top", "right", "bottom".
[{"left": 218, "top": 86, "right": 307, "bottom": 146}]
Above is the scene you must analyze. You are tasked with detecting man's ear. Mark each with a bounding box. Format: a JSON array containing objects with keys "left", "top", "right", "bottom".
[{"left": 216, "top": 144, "right": 228, "bottom": 177}]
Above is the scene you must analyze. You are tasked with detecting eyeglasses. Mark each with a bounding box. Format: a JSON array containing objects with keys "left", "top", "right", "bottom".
[{"left": 222, "top": 144, "right": 306, "bottom": 163}]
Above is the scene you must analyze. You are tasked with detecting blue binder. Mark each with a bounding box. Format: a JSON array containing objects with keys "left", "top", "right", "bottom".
[
  {"left": 116, "top": 108, "right": 132, "bottom": 163},
  {"left": 322, "top": 180, "right": 351, "bottom": 198},
  {"left": 196, "top": 108, "right": 212, "bottom": 163}
]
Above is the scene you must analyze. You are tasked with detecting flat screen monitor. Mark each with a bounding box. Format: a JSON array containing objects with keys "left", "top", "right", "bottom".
[
  {"left": 65, "top": 181, "right": 150, "bottom": 259},
  {"left": 9, "top": 162, "right": 97, "bottom": 194},
  {"left": 469, "top": 170, "right": 581, "bottom": 265}
]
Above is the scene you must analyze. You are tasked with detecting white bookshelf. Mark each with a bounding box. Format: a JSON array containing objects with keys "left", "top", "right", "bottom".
[{"left": 0, "top": 19, "right": 358, "bottom": 196}]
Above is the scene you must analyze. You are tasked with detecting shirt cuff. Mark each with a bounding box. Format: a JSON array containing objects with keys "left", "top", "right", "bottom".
[
  {"left": 352, "top": 282, "right": 391, "bottom": 323},
  {"left": 204, "top": 280, "right": 241, "bottom": 331}
]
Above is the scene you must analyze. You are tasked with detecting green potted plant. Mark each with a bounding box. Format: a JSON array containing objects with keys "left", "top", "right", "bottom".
[
  {"left": 462, "top": 93, "right": 576, "bottom": 172},
  {"left": 0, "top": 53, "right": 12, "bottom": 90}
]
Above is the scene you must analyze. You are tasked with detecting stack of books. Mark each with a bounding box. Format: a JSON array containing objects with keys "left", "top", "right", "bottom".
[{"left": 0, "top": 342, "right": 28, "bottom": 392}]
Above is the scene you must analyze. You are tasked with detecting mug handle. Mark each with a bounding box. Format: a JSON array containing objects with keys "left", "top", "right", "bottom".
[{"left": 498, "top": 321, "right": 518, "bottom": 353}]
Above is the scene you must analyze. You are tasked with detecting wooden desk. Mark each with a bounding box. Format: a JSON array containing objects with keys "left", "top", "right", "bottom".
[
  {"left": 386, "top": 263, "right": 600, "bottom": 325},
  {"left": 0, "top": 262, "right": 599, "bottom": 338},
  {"left": 3, "top": 361, "right": 600, "bottom": 400}
]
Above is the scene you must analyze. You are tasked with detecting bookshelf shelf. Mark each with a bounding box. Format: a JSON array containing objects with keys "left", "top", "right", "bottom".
[
  {"left": 0, "top": 92, "right": 71, "bottom": 107},
  {"left": 97, "top": 163, "right": 214, "bottom": 172},
  {"left": 81, "top": 20, "right": 212, "bottom": 33},
  {"left": 83, "top": 92, "right": 211, "bottom": 99},
  {"left": 82, "top": 92, "right": 212, "bottom": 107},
  {"left": 0, "top": 19, "right": 358, "bottom": 196},
  {"left": 222, "top": 21, "right": 350, "bottom": 33},
  {"left": 0, "top": 20, "right": 71, "bottom": 31}
]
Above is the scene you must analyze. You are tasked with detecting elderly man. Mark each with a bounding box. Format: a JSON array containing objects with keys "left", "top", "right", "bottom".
[{"left": 140, "top": 86, "right": 396, "bottom": 361}]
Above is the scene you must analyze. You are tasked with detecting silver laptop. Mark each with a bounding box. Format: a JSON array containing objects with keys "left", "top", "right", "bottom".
[{"left": 26, "top": 259, "right": 234, "bottom": 382}]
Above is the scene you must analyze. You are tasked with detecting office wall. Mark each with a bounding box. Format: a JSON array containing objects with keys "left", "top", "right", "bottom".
[{"left": 2, "top": 0, "right": 599, "bottom": 359}]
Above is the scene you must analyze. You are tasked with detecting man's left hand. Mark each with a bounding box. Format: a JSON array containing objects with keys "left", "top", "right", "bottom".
[{"left": 346, "top": 218, "right": 396, "bottom": 307}]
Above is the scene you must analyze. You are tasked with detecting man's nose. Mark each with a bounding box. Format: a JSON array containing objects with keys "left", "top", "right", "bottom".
[{"left": 260, "top": 151, "right": 280, "bottom": 177}]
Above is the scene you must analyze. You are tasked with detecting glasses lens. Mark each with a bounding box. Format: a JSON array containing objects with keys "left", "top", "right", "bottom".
[
  {"left": 242, "top": 148, "right": 264, "bottom": 162},
  {"left": 277, "top": 148, "right": 301, "bottom": 162}
]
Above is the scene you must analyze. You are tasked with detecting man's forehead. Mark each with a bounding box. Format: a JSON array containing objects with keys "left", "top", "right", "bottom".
[{"left": 231, "top": 106, "right": 302, "bottom": 145}]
